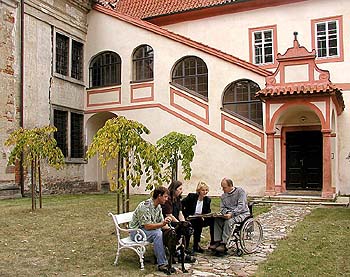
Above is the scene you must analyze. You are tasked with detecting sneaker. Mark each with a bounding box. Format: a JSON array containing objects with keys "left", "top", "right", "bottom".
[
  {"left": 208, "top": 242, "right": 221, "bottom": 250},
  {"left": 215, "top": 243, "right": 228, "bottom": 253}
]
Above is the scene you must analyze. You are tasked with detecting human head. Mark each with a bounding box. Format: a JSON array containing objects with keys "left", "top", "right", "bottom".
[
  {"left": 196, "top": 181, "right": 209, "bottom": 193},
  {"left": 152, "top": 186, "right": 169, "bottom": 200},
  {"left": 221, "top": 178, "right": 234, "bottom": 193},
  {"left": 168, "top": 180, "right": 183, "bottom": 199}
]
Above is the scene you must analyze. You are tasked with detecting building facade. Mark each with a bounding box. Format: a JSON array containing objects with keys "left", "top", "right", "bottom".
[{"left": 1, "top": 0, "right": 350, "bottom": 198}]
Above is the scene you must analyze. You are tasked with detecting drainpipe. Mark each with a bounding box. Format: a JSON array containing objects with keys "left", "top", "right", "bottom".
[{"left": 19, "top": 0, "right": 24, "bottom": 196}]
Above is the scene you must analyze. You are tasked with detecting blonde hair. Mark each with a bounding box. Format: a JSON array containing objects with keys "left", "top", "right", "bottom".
[{"left": 196, "top": 181, "right": 209, "bottom": 193}]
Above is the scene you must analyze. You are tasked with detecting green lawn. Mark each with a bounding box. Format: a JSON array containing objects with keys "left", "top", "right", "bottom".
[
  {"left": 0, "top": 194, "right": 348, "bottom": 276},
  {"left": 255, "top": 206, "right": 350, "bottom": 277}
]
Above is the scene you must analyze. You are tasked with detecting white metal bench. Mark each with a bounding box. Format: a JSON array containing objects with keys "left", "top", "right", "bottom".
[{"left": 109, "top": 211, "right": 151, "bottom": 270}]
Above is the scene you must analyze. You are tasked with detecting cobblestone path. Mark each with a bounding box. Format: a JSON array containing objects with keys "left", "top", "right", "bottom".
[{"left": 148, "top": 204, "right": 314, "bottom": 277}]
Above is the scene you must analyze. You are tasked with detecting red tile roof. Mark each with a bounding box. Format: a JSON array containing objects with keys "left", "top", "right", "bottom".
[
  {"left": 93, "top": 4, "right": 271, "bottom": 77},
  {"left": 103, "top": 0, "right": 240, "bottom": 19}
]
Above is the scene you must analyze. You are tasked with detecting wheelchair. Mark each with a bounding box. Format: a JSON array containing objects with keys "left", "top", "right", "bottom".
[{"left": 226, "top": 202, "right": 263, "bottom": 256}]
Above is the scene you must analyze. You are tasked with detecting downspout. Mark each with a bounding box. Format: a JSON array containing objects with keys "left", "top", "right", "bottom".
[{"left": 19, "top": 0, "right": 24, "bottom": 196}]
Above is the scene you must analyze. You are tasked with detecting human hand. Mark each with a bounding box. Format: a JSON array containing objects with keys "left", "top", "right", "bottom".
[
  {"left": 223, "top": 213, "right": 232, "bottom": 220},
  {"left": 163, "top": 216, "right": 172, "bottom": 225}
]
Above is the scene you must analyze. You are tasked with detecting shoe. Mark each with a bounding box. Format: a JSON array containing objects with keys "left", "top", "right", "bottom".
[
  {"left": 193, "top": 245, "right": 204, "bottom": 253},
  {"left": 158, "top": 264, "right": 176, "bottom": 273},
  {"left": 157, "top": 264, "right": 168, "bottom": 273},
  {"left": 208, "top": 242, "right": 221, "bottom": 250},
  {"left": 215, "top": 243, "right": 228, "bottom": 253},
  {"left": 184, "top": 254, "right": 196, "bottom": 263}
]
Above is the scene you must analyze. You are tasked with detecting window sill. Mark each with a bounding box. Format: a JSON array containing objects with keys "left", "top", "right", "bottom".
[
  {"left": 315, "top": 55, "right": 344, "bottom": 64},
  {"left": 130, "top": 79, "right": 154, "bottom": 84},
  {"left": 221, "top": 107, "right": 263, "bottom": 130},
  {"left": 64, "top": 158, "right": 87, "bottom": 164},
  {"left": 169, "top": 82, "right": 208, "bottom": 102},
  {"left": 53, "top": 72, "right": 85, "bottom": 86}
]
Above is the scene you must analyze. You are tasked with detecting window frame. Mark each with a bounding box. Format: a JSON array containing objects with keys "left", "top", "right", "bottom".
[
  {"left": 52, "top": 106, "right": 85, "bottom": 163},
  {"left": 89, "top": 51, "right": 122, "bottom": 89},
  {"left": 53, "top": 29, "right": 84, "bottom": 85},
  {"left": 311, "top": 15, "right": 343, "bottom": 63},
  {"left": 132, "top": 44, "right": 154, "bottom": 83},
  {"left": 222, "top": 79, "right": 263, "bottom": 128},
  {"left": 171, "top": 56, "right": 208, "bottom": 101},
  {"left": 249, "top": 25, "right": 278, "bottom": 69}
]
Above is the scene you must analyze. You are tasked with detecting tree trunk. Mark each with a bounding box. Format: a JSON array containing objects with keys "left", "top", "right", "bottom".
[{"left": 38, "top": 160, "right": 42, "bottom": 208}]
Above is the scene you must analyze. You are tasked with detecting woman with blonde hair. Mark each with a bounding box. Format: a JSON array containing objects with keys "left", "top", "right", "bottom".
[{"left": 181, "top": 181, "right": 214, "bottom": 253}]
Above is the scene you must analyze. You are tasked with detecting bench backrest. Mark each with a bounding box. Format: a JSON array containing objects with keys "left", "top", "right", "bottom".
[{"left": 114, "top": 211, "right": 134, "bottom": 224}]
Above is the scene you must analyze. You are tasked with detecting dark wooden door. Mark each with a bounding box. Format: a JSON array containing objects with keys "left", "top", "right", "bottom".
[{"left": 286, "top": 131, "right": 322, "bottom": 190}]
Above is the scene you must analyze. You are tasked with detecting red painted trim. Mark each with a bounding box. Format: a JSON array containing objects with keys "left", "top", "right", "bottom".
[
  {"left": 147, "top": 0, "right": 307, "bottom": 26},
  {"left": 85, "top": 103, "right": 266, "bottom": 164},
  {"left": 93, "top": 5, "right": 271, "bottom": 77},
  {"left": 130, "top": 82, "right": 154, "bottom": 103},
  {"left": 87, "top": 86, "right": 121, "bottom": 107},
  {"left": 311, "top": 15, "right": 344, "bottom": 64},
  {"left": 248, "top": 25, "right": 278, "bottom": 69},
  {"left": 170, "top": 88, "right": 209, "bottom": 125},
  {"left": 335, "top": 83, "right": 350, "bottom": 90},
  {"left": 267, "top": 98, "right": 327, "bottom": 133},
  {"left": 221, "top": 114, "right": 264, "bottom": 153}
]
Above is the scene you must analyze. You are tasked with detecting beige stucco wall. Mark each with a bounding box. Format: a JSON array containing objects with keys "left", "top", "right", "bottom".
[
  {"left": 20, "top": 0, "right": 90, "bottom": 189},
  {"left": 162, "top": 0, "right": 350, "bottom": 194},
  {"left": 85, "top": 11, "right": 267, "bottom": 196}
]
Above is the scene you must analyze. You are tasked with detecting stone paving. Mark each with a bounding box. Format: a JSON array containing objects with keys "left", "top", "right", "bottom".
[{"left": 147, "top": 204, "right": 314, "bottom": 277}]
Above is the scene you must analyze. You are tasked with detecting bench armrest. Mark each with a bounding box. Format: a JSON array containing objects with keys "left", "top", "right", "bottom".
[{"left": 117, "top": 226, "right": 147, "bottom": 243}]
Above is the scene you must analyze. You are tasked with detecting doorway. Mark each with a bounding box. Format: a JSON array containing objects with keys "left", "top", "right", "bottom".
[{"left": 286, "top": 131, "right": 322, "bottom": 190}]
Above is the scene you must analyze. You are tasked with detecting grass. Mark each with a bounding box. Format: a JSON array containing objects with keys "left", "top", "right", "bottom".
[
  {"left": 255, "top": 207, "right": 350, "bottom": 277},
  {"left": 0, "top": 193, "right": 269, "bottom": 276},
  {"left": 4, "top": 194, "right": 349, "bottom": 276}
]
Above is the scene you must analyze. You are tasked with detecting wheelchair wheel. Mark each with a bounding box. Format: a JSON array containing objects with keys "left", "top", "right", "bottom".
[{"left": 239, "top": 217, "right": 263, "bottom": 254}]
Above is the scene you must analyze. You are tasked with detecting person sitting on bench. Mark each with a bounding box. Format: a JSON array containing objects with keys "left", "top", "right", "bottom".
[{"left": 129, "top": 186, "right": 173, "bottom": 273}]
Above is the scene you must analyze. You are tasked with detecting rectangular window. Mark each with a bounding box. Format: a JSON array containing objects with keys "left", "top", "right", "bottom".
[
  {"left": 53, "top": 107, "right": 84, "bottom": 160},
  {"left": 316, "top": 20, "right": 338, "bottom": 58},
  {"left": 253, "top": 30, "right": 273, "bottom": 64},
  {"left": 56, "top": 34, "right": 69, "bottom": 76},
  {"left": 249, "top": 25, "right": 277, "bottom": 69},
  {"left": 55, "top": 31, "right": 84, "bottom": 81},
  {"left": 71, "top": 40, "right": 84, "bottom": 81},
  {"left": 311, "top": 15, "right": 343, "bottom": 63}
]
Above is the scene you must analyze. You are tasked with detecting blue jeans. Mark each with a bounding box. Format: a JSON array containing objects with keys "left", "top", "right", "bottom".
[{"left": 131, "top": 228, "right": 168, "bottom": 266}]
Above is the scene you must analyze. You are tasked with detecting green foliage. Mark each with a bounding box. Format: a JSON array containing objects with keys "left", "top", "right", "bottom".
[
  {"left": 156, "top": 131, "right": 197, "bottom": 180},
  {"left": 86, "top": 116, "right": 163, "bottom": 192},
  {"left": 5, "top": 126, "right": 65, "bottom": 170}
]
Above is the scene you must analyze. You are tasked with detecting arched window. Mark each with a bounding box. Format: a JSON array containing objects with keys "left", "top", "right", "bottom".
[
  {"left": 172, "top": 56, "right": 208, "bottom": 99},
  {"left": 89, "top": 51, "right": 121, "bottom": 88},
  {"left": 222, "top": 79, "right": 263, "bottom": 126},
  {"left": 132, "top": 45, "right": 154, "bottom": 82}
]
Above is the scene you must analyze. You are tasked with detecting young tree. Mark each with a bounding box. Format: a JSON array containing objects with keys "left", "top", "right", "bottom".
[
  {"left": 156, "top": 132, "right": 197, "bottom": 182},
  {"left": 86, "top": 116, "right": 164, "bottom": 213},
  {"left": 5, "top": 126, "right": 65, "bottom": 210}
]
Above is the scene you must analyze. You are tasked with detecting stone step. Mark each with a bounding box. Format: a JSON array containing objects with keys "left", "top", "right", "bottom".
[
  {"left": 250, "top": 196, "right": 350, "bottom": 207},
  {"left": 0, "top": 183, "right": 22, "bottom": 200}
]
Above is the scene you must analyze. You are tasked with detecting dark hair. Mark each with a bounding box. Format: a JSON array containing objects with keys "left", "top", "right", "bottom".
[
  {"left": 152, "top": 186, "right": 169, "bottom": 199},
  {"left": 223, "top": 178, "right": 234, "bottom": 187},
  {"left": 168, "top": 180, "right": 183, "bottom": 200}
]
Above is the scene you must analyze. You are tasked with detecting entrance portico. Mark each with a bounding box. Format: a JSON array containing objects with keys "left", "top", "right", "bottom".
[{"left": 258, "top": 34, "right": 345, "bottom": 198}]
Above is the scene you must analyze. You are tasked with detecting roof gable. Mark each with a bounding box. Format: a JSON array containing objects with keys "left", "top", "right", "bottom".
[{"left": 93, "top": 4, "right": 271, "bottom": 77}]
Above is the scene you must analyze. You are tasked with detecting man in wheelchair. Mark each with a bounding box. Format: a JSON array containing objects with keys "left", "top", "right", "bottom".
[{"left": 209, "top": 178, "right": 251, "bottom": 254}]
